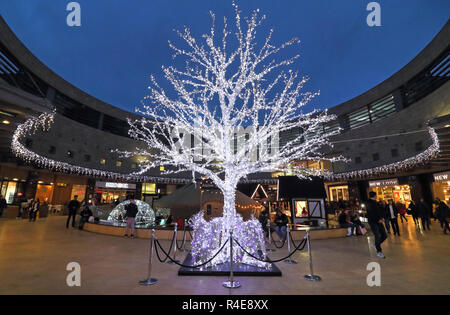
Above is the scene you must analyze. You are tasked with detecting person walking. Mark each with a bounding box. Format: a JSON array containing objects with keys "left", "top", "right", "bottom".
[
  {"left": 435, "top": 198, "right": 450, "bottom": 234},
  {"left": 379, "top": 199, "right": 391, "bottom": 234},
  {"left": 408, "top": 200, "right": 419, "bottom": 226},
  {"left": 124, "top": 199, "right": 138, "bottom": 238},
  {"left": 397, "top": 202, "right": 408, "bottom": 223},
  {"left": 367, "top": 191, "right": 387, "bottom": 258},
  {"left": 416, "top": 198, "right": 431, "bottom": 231},
  {"left": 0, "top": 195, "right": 7, "bottom": 217},
  {"left": 66, "top": 195, "right": 80, "bottom": 229},
  {"left": 386, "top": 199, "right": 400, "bottom": 236},
  {"left": 29, "top": 199, "right": 39, "bottom": 222}
]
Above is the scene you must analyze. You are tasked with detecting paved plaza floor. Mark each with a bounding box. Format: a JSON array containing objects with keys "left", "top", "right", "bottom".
[{"left": 0, "top": 216, "right": 449, "bottom": 295}]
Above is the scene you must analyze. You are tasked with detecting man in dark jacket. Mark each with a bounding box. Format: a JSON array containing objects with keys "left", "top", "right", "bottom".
[
  {"left": 124, "top": 199, "right": 139, "bottom": 238},
  {"left": 66, "top": 195, "right": 80, "bottom": 228},
  {"left": 408, "top": 200, "right": 419, "bottom": 225},
  {"left": 435, "top": 198, "right": 450, "bottom": 234},
  {"left": 385, "top": 199, "right": 400, "bottom": 236},
  {"left": 366, "top": 191, "right": 387, "bottom": 258},
  {"left": 416, "top": 198, "right": 431, "bottom": 231}
]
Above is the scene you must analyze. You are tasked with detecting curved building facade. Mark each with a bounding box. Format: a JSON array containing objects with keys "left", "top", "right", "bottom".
[{"left": 0, "top": 15, "right": 449, "bottom": 210}]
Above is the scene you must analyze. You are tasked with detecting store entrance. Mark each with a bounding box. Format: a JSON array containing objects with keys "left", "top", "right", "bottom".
[
  {"left": 95, "top": 189, "right": 134, "bottom": 204},
  {"left": 369, "top": 184, "right": 412, "bottom": 207}
]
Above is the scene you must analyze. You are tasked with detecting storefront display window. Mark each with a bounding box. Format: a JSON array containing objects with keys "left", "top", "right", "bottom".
[
  {"left": 432, "top": 171, "right": 450, "bottom": 203},
  {"left": 142, "top": 183, "right": 156, "bottom": 195},
  {"left": 294, "top": 200, "right": 308, "bottom": 217},
  {"left": 3, "top": 181, "right": 17, "bottom": 204},
  {"left": 70, "top": 185, "right": 86, "bottom": 201},
  {"left": 35, "top": 184, "right": 53, "bottom": 203},
  {"left": 329, "top": 185, "right": 349, "bottom": 201},
  {"left": 369, "top": 181, "right": 411, "bottom": 207}
]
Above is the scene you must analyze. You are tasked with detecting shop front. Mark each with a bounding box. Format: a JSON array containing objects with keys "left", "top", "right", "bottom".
[
  {"left": 432, "top": 170, "right": 450, "bottom": 203},
  {"left": 327, "top": 184, "right": 349, "bottom": 202},
  {"left": 368, "top": 178, "right": 412, "bottom": 207},
  {"left": 277, "top": 176, "right": 328, "bottom": 228},
  {"left": 0, "top": 178, "right": 26, "bottom": 204},
  {"left": 95, "top": 181, "right": 137, "bottom": 204}
]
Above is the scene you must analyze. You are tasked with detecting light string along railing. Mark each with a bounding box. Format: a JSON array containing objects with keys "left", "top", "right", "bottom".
[
  {"left": 10, "top": 110, "right": 190, "bottom": 184},
  {"left": 10, "top": 109, "right": 440, "bottom": 184},
  {"left": 328, "top": 127, "right": 440, "bottom": 181}
]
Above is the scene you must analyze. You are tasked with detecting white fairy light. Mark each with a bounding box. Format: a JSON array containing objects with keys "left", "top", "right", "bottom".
[{"left": 108, "top": 199, "right": 156, "bottom": 226}]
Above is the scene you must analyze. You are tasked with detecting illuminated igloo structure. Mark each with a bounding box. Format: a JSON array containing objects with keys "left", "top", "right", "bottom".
[{"left": 107, "top": 200, "right": 155, "bottom": 226}]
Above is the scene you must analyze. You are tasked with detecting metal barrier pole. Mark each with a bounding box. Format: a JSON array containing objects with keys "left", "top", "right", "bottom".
[
  {"left": 167, "top": 223, "right": 180, "bottom": 264},
  {"left": 266, "top": 220, "right": 275, "bottom": 252},
  {"left": 304, "top": 229, "right": 321, "bottom": 281},
  {"left": 139, "top": 229, "right": 158, "bottom": 285},
  {"left": 180, "top": 219, "right": 189, "bottom": 252},
  {"left": 284, "top": 223, "right": 297, "bottom": 264},
  {"left": 223, "top": 231, "right": 241, "bottom": 288}
]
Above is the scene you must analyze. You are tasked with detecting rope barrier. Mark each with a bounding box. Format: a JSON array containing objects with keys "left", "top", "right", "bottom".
[
  {"left": 271, "top": 234, "right": 287, "bottom": 248},
  {"left": 233, "top": 237, "right": 307, "bottom": 263},
  {"left": 156, "top": 229, "right": 176, "bottom": 263},
  {"left": 154, "top": 238, "right": 229, "bottom": 269}
]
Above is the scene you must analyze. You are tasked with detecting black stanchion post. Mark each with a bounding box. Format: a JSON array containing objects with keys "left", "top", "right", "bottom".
[
  {"left": 139, "top": 229, "right": 158, "bottom": 285},
  {"left": 180, "top": 219, "right": 189, "bottom": 252},
  {"left": 266, "top": 220, "right": 275, "bottom": 252},
  {"left": 284, "top": 223, "right": 297, "bottom": 264},
  {"left": 304, "top": 229, "right": 321, "bottom": 281},
  {"left": 223, "top": 231, "right": 241, "bottom": 288},
  {"left": 167, "top": 223, "right": 180, "bottom": 264}
]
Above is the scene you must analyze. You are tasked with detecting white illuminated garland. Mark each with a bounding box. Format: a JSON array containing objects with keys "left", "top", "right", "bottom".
[
  {"left": 11, "top": 110, "right": 190, "bottom": 184},
  {"left": 328, "top": 127, "right": 440, "bottom": 181}
]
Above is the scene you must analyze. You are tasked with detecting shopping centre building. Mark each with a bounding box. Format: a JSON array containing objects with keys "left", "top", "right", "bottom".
[{"left": 0, "top": 15, "right": 449, "bottom": 219}]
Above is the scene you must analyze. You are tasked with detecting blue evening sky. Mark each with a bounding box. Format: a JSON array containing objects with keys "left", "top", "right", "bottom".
[{"left": 0, "top": 0, "right": 449, "bottom": 113}]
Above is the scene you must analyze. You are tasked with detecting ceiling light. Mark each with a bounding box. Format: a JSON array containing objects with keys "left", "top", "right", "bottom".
[{"left": 2, "top": 120, "right": 10, "bottom": 125}]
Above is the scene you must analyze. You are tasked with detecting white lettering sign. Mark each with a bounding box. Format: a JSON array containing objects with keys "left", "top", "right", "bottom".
[
  {"left": 366, "top": 2, "right": 381, "bottom": 27},
  {"left": 66, "top": 2, "right": 81, "bottom": 27}
]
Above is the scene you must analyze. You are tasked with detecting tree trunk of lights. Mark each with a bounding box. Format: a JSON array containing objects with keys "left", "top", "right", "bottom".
[{"left": 222, "top": 188, "right": 236, "bottom": 235}]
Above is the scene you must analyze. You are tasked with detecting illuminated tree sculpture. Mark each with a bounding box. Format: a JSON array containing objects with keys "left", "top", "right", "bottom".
[{"left": 121, "top": 4, "right": 340, "bottom": 266}]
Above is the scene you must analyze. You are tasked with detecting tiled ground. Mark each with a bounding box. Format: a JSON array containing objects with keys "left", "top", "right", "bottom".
[{"left": 0, "top": 215, "right": 449, "bottom": 294}]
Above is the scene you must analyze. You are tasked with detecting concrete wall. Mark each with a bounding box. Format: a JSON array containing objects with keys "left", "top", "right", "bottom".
[{"left": 330, "top": 81, "right": 450, "bottom": 173}]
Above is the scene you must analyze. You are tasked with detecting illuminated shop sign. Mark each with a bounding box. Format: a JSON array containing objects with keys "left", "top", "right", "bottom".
[
  {"left": 96, "top": 182, "right": 136, "bottom": 189},
  {"left": 433, "top": 171, "right": 450, "bottom": 182},
  {"left": 369, "top": 178, "right": 398, "bottom": 187}
]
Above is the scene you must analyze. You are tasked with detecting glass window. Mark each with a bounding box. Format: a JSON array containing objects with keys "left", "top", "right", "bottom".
[
  {"left": 142, "top": 183, "right": 156, "bottom": 194},
  {"left": 116, "top": 161, "right": 122, "bottom": 167},
  {"left": 348, "top": 106, "right": 371, "bottom": 129},
  {"left": 5, "top": 181, "right": 17, "bottom": 204},
  {"left": 369, "top": 94, "right": 396, "bottom": 123},
  {"left": 329, "top": 185, "right": 349, "bottom": 201}
]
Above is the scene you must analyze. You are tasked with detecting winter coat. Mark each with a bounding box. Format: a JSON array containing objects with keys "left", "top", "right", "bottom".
[
  {"left": 385, "top": 204, "right": 399, "bottom": 219},
  {"left": 436, "top": 201, "right": 449, "bottom": 220},
  {"left": 366, "top": 199, "right": 384, "bottom": 224},
  {"left": 125, "top": 202, "right": 138, "bottom": 218}
]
